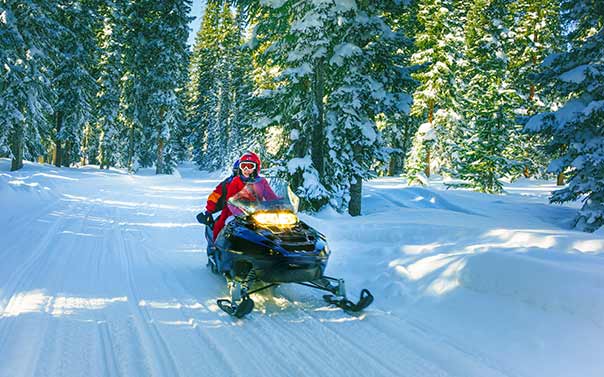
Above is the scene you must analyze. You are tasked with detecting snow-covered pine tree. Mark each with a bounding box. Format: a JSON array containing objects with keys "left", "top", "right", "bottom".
[
  {"left": 326, "top": 1, "right": 413, "bottom": 215},
  {"left": 506, "top": 0, "right": 561, "bottom": 179},
  {"left": 379, "top": 1, "right": 418, "bottom": 177},
  {"left": 210, "top": 2, "right": 239, "bottom": 170},
  {"left": 144, "top": 0, "right": 191, "bottom": 174},
  {"left": 95, "top": 0, "right": 123, "bottom": 169},
  {"left": 225, "top": 6, "right": 256, "bottom": 166},
  {"left": 407, "top": 0, "right": 466, "bottom": 183},
  {"left": 51, "top": 0, "right": 100, "bottom": 167},
  {"left": 525, "top": 0, "right": 604, "bottom": 232},
  {"left": 240, "top": 0, "right": 334, "bottom": 210},
  {"left": 455, "top": 0, "right": 519, "bottom": 193},
  {"left": 236, "top": 0, "right": 414, "bottom": 214},
  {"left": 187, "top": 0, "right": 221, "bottom": 169},
  {"left": 0, "top": 0, "right": 57, "bottom": 171},
  {"left": 120, "top": 0, "right": 150, "bottom": 171}
]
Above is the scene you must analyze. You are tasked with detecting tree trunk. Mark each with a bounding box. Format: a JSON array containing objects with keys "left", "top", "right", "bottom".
[
  {"left": 81, "top": 124, "right": 90, "bottom": 166},
  {"left": 400, "top": 120, "right": 412, "bottom": 174},
  {"left": 348, "top": 174, "right": 362, "bottom": 216},
  {"left": 311, "top": 62, "right": 325, "bottom": 177},
  {"left": 388, "top": 153, "right": 401, "bottom": 176},
  {"left": 424, "top": 100, "right": 434, "bottom": 177},
  {"left": 425, "top": 148, "right": 431, "bottom": 177},
  {"left": 53, "top": 111, "right": 63, "bottom": 167},
  {"left": 63, "top": 141, "right": 72, "bottom": 167},
  {"left": 127, "top": 122, "right": 135, "bottom": 172},
  {"left": 156, "top": 137, "right": 164, "bottom": 174},
  {"left": 9, "top": 123, "right": 24, "bottom": 171},
  {"left": 523, "top": 165, "right": 530, "bottom": 178},
  {"left": 557, "top": 172, "right": 565, "bottom": 186},
  {"left": 156, "top": 108, "right": 166, "bottom": 175}
]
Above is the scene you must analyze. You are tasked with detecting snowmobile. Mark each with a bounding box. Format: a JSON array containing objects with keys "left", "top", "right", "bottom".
[{"left": 198, "top": 179, "right": 374, "bottom": 318}]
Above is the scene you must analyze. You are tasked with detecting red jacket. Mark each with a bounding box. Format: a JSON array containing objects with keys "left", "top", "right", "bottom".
[{"left": 205, "top": 176, "right": 235, "bottom": 213}]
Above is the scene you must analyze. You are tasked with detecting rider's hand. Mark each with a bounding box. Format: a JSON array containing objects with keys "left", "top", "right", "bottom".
[{"left": 197, "top": 211, "right": 214, "bottom": 225}]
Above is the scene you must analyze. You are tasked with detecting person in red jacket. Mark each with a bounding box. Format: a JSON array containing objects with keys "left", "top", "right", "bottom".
[{"left": 212, "top": 151, "right": 277, "bottom": 241}]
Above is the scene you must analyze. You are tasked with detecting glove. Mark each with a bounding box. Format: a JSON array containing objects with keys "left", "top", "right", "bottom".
[{"left": 196, "top": 211, "right": 214, "bottom": 225}]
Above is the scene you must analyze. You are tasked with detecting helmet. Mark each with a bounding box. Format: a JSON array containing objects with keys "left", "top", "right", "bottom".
[
  {"left": 239, "top": 151, "right": 261, "bottom": 176},
  {"left": 232, "top": 160, "right": 240, "bottom": 176}
]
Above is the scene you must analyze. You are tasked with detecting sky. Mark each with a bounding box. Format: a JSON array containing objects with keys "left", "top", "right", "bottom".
[{"left": 188, "top": 0, "right": 205, "bottom": 47}]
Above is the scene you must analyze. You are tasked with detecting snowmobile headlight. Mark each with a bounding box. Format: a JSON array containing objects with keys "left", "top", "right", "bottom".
[{"left": 252, "top": 212, "right": 298, "bottom": 228}]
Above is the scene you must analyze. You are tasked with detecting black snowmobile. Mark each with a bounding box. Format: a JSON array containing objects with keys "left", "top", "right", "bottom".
[{"left": 198, "top": 179, "right": 374, "bottom": 318}]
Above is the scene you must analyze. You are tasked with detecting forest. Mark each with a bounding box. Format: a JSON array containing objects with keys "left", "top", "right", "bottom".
[{"left": 1, "top": 0, "right": 603, "bottom": 231}]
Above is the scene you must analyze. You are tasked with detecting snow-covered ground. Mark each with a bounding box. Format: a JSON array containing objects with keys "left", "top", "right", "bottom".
[{"left": 1, "top": 159, "right": 603, "bottom": 377}]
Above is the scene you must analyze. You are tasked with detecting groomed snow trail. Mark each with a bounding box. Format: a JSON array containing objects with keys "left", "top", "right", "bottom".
[{"left": 1, "top": 162, "right": 602, "bottom": 377}]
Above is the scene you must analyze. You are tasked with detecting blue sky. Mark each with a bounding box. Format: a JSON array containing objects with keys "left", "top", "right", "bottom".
[{"left": 188, "top": 0, "right": 205, "bottom": 46}]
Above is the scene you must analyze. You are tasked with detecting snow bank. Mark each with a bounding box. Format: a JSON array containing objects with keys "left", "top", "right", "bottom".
[{"left": 460, "top": 251, "right": 604, "bottom": 326}]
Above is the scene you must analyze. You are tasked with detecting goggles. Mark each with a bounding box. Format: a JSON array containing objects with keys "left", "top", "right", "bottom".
[{"left": 240, "top": 161, "right": 257, "bottom": 171}]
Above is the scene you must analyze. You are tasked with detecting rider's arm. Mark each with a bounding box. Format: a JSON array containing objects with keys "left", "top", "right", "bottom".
[{"left": 205, "top": 181, "right": 224, "bottom": 213}]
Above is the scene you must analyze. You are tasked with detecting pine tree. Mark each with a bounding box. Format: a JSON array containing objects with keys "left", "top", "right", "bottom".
[
  {"left": 51, "top": 0, "right": 100, "bottom": 167},
  {"left": 326, "top": 1, "right": 413, "bottom": 215},
  {"left": 209, "top": 2, "right": 239, "bottom": 170},
  {"left": 506, "top": 0, "right": 561, "bottom": 179},
  {"left": 120, "top": 0, "right": 150, "bottom": 171},
  {"left": 241, "top": 0, "right": 339, "bottom": 210},
  {"left": 454, "top": 0, "right": 519, "bottom": 193},
  {"left": 380, "top": 1, "right": 418, "bottom": 177},
  {"left": 407, "top": 0, "right": 466, "bottom": 182},
  {"left": 0, "top": 0, "right": 57, "bottom": 171},
  {"left": 145, "top": 0, "right": 191, "bottom": 174},
  {"left": 187, "top": 0, "right": 221, "bottom": 169},
  {"left": 96, "top": 0, "right": 123, "bottom": 169},
  {"left": 225, "top": 7, "right": 256, "bottom": 165},
  {"left": 526, "top": 0, "right": 604, "bottom": 232},
  {"left": 236, "top": 0, "right": 414, "bottom": 214}
]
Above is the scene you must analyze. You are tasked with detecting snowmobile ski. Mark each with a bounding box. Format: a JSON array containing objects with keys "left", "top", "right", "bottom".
[
  {"left": 217, "top": 296, "right": 254, "bottom": 318},
  {"left": 323, "top": 289, "right": 374, "bottom": 313}
]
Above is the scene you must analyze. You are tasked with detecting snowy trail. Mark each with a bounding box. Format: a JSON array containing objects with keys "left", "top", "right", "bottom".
[{"left": 1, "top": 162, "right": 603, "bottom": 377}]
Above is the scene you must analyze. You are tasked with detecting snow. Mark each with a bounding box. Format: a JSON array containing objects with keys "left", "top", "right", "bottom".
[
  {"left": 417, "top": 122, "right": 436, "bottom": 141},
  {"left": 286, "top": 155, "right": 312, "bottom": 174},
  {"left": 259, "top": 0, "right": 287, "bottom": 8},
  {"left": 329, "top": 43, "right": 362, "bottom": 66},
  {"left": 291, "top": 12, "right": 323, "bottom": 32},
  {"left": 1, "top": 159, "right": 603, "bottom": 377},
  {"left": 333, "top": 0, "right": 357, "bottom": 12},
  {"left": 558, "top": 64, "right": 590, "bottom": 83},
  {"left": 526, "top": 98, "right": 597, "bottom": 131},
  {"left": 542, "top": 53, "right": 560, "bottom": 67}
]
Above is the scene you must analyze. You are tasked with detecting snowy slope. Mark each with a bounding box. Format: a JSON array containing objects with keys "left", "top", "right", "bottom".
[{"left": 0, "top": 159, "right": 602, "bottom": 377}]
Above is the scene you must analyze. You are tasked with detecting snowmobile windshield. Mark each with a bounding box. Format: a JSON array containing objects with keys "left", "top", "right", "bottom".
[{"left": 227, "top": 178, "right": 300, "bottom": 225}]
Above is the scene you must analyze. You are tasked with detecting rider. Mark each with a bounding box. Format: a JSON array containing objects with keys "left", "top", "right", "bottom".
[{"left": 212, "top": 151, "right": 277, "bottom": 241}]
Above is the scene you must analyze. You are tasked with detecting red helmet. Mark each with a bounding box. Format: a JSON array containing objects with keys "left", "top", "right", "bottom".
[{"left": 239, "top": 151, "right": 261, "bottom": 175}]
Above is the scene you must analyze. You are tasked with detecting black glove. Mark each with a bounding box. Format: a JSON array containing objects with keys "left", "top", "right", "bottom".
[{"left": 196, "top": 211, "right": 214, "bottom": 225}]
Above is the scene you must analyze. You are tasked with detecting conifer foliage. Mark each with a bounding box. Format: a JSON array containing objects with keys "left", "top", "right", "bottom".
[
  {"left": 1, "top": 0, "right": 603, "bottom": 231},
  {"left": 186, "top": 1, "right": 254, "bottom": 172},
  {"left": 234, "top": 0, "right": 412, "bottom": 215},
  {"left": 407, "top": 0, "right": 465, "bottom": 182},
  {"left": 0, "top": 0, "right": 192, "bottom": 173},
  {"left": 0, "top": 0, "right": 58, "bottom": 171},
  {"left": 527, "top": 0, "right": 604, "bottom": 232}
]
